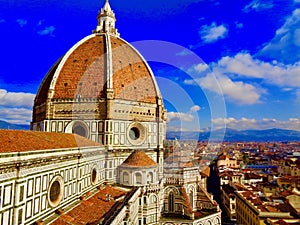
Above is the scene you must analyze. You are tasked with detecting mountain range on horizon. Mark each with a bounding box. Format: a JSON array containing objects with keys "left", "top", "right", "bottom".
[
  {"left": 167, "top": 128, "right": 300, "bottom": 142},
  {"left": 1, "top": 120, "right": 299, "bottom": 142},
  {"left": 0, "top": 120, "right": 30, "bottom": 130}
]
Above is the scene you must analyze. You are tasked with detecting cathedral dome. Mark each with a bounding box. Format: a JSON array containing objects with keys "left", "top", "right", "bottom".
[
  {"left": 31, "top": 1, "right": 166, "bottom": 149},
  {"left": 32, "top": 0, "right": 162, "bottom": 124},
  {"left": 34, "top": 34, "right": 160, "bottom": 106}
]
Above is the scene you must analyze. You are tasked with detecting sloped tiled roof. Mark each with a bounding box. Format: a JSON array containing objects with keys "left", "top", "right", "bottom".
[
  {"left": 121, "top": 150, "right": 157, "bottom": 167},
  {"left": 200, "top": 166, "right": 210, "bottom": 177},
  {"left": 0, "top": 130, "right": 101, "bottom": 153},
  {"left": 50, "top": 186, "right": 127, "bottom": 225},
  {"left": 181, "top": 187, "right": 193, "bottom": 214}
]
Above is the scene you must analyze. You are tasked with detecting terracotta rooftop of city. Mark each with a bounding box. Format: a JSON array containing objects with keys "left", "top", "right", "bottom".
[
  {"left": 121, "top": 150, "right": 157, "bottom": 167},
  {"left": 0, "top": 130, "right": 101, "bottom": 153}
]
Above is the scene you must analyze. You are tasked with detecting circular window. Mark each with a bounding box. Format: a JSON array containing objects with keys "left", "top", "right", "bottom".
[
  {"left": 127, "top": 123, "right": 146, "bottom": 145},
  {"left": 48, "top": 176, "right": 64, "bottom": 208},
  {"left": 91, "top": 168, "right": 97, "bottom": 185},
  {"left": 73, "top": 125, "right": 87, "bottom": 137},
  {"left": 129, "top": 127, "right": 140, "bottom": 140}
]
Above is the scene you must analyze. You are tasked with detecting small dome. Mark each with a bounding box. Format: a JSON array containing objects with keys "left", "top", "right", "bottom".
[
  {"left": 122, "top": 150, "right": 157, "bottom": 167},
  {"left": 119, "top": 150, "right": 158, "bottom": 187}
]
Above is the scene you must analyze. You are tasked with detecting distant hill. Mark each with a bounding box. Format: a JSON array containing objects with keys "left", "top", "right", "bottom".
[
  {"left": 0, "top": 120, "right": 30, "bottom": 130},
  {"left": 167, "top": 128, "right": 300, "bottom": 142}
]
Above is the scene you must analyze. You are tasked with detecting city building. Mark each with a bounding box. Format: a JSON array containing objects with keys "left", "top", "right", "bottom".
[
  {"left": 235, "top": 185, "right": 298, "bottom": 225},
  {"left": 220, "top": 184, "right": 237, "bottom": 222}
]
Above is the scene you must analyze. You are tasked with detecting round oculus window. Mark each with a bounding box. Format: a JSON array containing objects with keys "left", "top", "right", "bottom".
[
  {"left": 127, "top": 123, "right": 146, "bottom": 145},
  {"left": 91, "top": 168, "right": 97, "bottom": 185},
  {"left": 129, "top": 127, "right": 140, "bottom": 140},
  {"left": 73, "top": 125, "right": 87, "bottom": 137},
  {"left": 48, "top": 176, "right": 64, "bottom": 208}
]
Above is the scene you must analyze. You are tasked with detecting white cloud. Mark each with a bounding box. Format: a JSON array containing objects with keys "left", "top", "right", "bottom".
[
  {"left": 243, "top": 0, "right": 273, "bottom": 13},
  {"left": 200, "top": 72, "right": 262, "bottom": 104},
  {"left": 190, "top": 105, "right": 201, "bottom": 112},
  {"left": 16, "top": 19, "right": 27, "bottom": 27},
  {"left": 212, "top": 117, "right": 300, "bottom": 131},
  {"left": 0, "top": 107, "right": 32, "bottom": 125},
  {"left": 167, "top": 112, "right": 194, "bottom": 122},
  {"left": 184, "top": 64, "right": 263, "bottom": 105},
  {"left": 0, "top": 19, "right": 5, "bottom": 23},
  {"left": 215, "top": 53, "right": 300, "bottom": 87},
  {"left": 166, "top": 125, "right": 190, "bottom": 132},
  {"left": 199, "top": 22, "right": 228, "bottom": 43},
  {"left": 0, "top": 89, "right": 35, "bottom": 108},
  {"left": 37, "top": 26, "right": 56, "bottom": 36},
  {"left": 259, "top": 9, "right": 300, "bottom": 64},
  {"left": 194, "top": 63, "right": 209, "bottom": 72},
  {"left": 185, "top": 51, "right": 300, "bottom": 104}
]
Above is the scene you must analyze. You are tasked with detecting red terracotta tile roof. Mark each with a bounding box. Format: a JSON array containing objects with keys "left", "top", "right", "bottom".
[
  {"left": 201, "top": 166, "right": 210, "bottom": 177},
  {"left": 34, "top": 34, "right": 158, "bottom": 114},
  {"left": 218, "top": 155, "right": 227, "bottom": 160},
  {"left": 0, "top": 130, "right": 101, "bottom": 153},
  {"left": 111, "top": 36, "right": 157, "bottom": 104},
  {"left": 121, "top": 150, "right": 157, "bottom": 167},
  {"left": 181, "top": 187, "right": 193, "bottom": 214},
  {"left": 53, "top": 35, "right": 106, "bottom": 100},
  {"left": 50, "top": 186, "right": 127, "bottom": 225}
]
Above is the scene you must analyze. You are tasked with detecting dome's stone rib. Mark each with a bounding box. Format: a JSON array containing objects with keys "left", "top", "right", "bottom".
[
  {"left": 53, "top": 35, "right": 106, "bottom": 99},
  {"left": 48, "top": 34, "right": 97, "bottom": 99},
  {"left": 105, "top": 33, "right": 113, "bottom": 90}
]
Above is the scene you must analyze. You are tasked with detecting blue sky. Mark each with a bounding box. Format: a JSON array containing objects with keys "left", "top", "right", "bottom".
[{"left": 0, "top": 0, "right": 300, "bottom": 132}]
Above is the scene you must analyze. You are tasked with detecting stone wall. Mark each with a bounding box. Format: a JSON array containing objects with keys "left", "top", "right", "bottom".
[{"left": 0, "top": 146, "right": 105, "bottom": 225}]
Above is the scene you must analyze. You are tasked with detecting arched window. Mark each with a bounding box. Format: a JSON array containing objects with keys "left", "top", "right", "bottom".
[
  {"left": 189, "top": 190, "right": 193, "bottom": 208},
  {"left": 149, "top": 195, "right": 157, "bottom": 204},
  {"left": 135, "top": 173, "right": 142, "bottom": 184},
  {"left": 91, "top": 168, "right": 97, "bottom": 185},
  {"left": 168, "top": 192, "right": 174, "bottom": 212},
  {"left": 123, "top": 172, "right": 129, "bottom": 184},
  {"left": 147, "top": 172, "right": 153, "bottom": 184},
  {"left": 214, "top": 217, "right": 221, "bottom": 225},
  {"left": 205, "top": 220, "right": 212, "bottom": 225}
]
